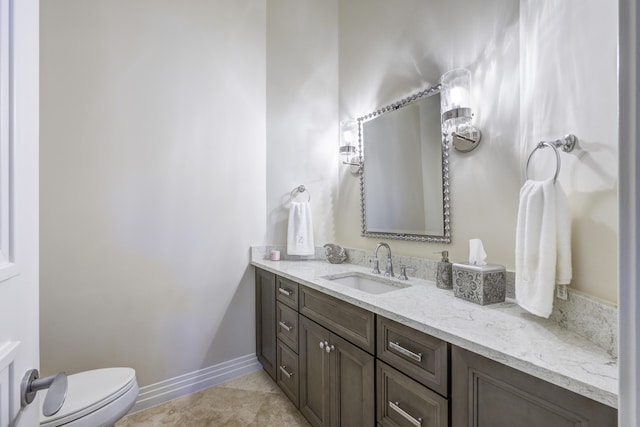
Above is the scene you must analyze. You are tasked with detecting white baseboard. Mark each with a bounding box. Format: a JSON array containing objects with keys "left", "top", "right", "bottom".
[{"left": 128, "top": 354, "right": 262, "bottom": 414}]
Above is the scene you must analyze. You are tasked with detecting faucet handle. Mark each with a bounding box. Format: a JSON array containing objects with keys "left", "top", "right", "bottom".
[
  {"left": 398, "top": 264, "right": 417, "bottom": 280},
  {"left": 370, "top": 258, "right": 381, "bottom": 274}
]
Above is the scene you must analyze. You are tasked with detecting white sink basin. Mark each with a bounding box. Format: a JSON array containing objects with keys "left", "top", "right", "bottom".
[{"left": 322, "top": 272, "right": 410, "bottom": 294}]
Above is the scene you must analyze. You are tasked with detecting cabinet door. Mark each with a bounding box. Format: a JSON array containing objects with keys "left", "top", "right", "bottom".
[
  {"left": 451, "top": 346, "right": 617, "bottom": 427},
  {"left": 300, "top": 315, "right": 331, "bottom": 427},
  {"left": 330, "top": 332, "right": 375, "bottom": 427},
  {"left": 255, "top": 268, "right": 277, "bottom": 380}
]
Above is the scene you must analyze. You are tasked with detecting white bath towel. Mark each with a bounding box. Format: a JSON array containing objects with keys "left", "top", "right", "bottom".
[
  {"left": 287, "top": 201, "right": 315, "bottom": 256},
  {"left": 515, "top": 178, "right": 572, "bottom": 318}
]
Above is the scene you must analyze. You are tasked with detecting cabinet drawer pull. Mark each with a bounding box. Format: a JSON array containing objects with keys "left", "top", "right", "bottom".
[
  {"left": 389, "top": 401, "right": 422, "bottom": 427},
  {"left": 278, "top": 321, "right": 293, "bottom": 332},
  {"left": 389, "top": 341, "right": 423, "bottom": 362},
  {"left": 278, "top": 288, "right": 292, "bottom": 297},
  {"left": 279, "top": 365, "right": 294, "bottom": 379}
]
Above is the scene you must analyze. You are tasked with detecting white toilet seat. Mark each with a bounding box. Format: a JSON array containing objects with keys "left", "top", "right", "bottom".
[{"left": 40, "top": 367, "right": 138, "bottom": 427}]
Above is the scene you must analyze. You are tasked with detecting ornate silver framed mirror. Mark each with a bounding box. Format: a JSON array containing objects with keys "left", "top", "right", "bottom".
[{"left": 357, "top": 84, "right": 450, "bottom": 243}]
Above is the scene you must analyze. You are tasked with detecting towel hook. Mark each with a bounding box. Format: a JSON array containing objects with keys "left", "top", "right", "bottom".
[
  {"left": 290, "top": 185, "right": 311, "bottom": 202},
  {"left": 525, "top": 134, "right": 577, "bottom": 183}
]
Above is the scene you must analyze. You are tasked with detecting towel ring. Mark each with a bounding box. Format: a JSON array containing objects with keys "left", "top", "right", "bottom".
[
  {"left": 525, "top": 134, "right": 577, "bottom": 183},
  {"left": 525, "top": 142, "right": 562, "bottom": 183},
  {"left": 290, "top": 185, "right": 311, "bottom": 202}
]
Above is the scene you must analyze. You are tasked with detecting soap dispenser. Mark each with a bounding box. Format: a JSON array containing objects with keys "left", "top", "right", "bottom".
[{"left": 435, "top": 250, "right": 453, "bottom": 289}]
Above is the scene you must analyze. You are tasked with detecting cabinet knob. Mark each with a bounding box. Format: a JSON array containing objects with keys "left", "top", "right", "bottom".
[
  {"left": 324, "top": 341, "right": 335, "bottom": 353},
  {"left": 319, "top": 341, "right": 334, "bottom": 352}
]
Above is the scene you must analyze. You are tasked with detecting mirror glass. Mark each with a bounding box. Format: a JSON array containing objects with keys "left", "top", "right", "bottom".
[{"left": 358, "top": 86, "right": 450, "bottom": 243}]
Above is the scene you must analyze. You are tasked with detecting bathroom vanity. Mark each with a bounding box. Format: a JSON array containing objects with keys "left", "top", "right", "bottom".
[{"left": 253, "top": 257, "right": 617, "bottom": 427}]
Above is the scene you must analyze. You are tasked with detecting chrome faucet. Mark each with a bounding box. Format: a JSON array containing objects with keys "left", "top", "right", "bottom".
[{"left": 374, "top": 242, "right": 394, "bottom": 277}]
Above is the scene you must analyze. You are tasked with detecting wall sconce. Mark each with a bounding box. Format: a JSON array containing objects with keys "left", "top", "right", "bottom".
[
  {"left": 440, "top": 68, "right": 482, "bottom": 152},
  {"left": 340, "top": 120, "right": 362, "bottom": 171}
]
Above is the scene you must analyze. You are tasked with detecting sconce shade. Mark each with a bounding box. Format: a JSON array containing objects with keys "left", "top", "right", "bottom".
[
  {"left": 440, "top": 68, "right": 472, "bottom": 129},
  {"left": 440, "top": 68, "right": 481, "bottom": 152},
  {"left": 339, "top": 120, "right": 361, "bottom": 167}
]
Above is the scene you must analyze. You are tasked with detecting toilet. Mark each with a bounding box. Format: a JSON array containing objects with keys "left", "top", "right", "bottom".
[{"left": 39, "top": 368, "right": 138, "bottom": 427}]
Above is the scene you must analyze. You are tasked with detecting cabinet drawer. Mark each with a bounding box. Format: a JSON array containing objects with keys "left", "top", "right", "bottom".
[
  {"left": 276, "top": 302, "right": 298, "bottom": 353},
  {"left": 276, "top": 276, "right": 299, "bottom": 309},
  {"left": 377, "top": 317, "right": 449, "bottom": 396},
  {"left": 299, "top": 286, "right": 375, "bottom": 354},
  {"left": 377, "top": 361, "right": 448, "bottom": 427},
  {"left": 277, "top": 340, "right": 299, "bottom": 408}
]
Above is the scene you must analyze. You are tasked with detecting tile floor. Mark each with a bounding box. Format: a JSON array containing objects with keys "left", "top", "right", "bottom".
[{"left": 116, "top": 369, "right": 310, "bottom": 427}]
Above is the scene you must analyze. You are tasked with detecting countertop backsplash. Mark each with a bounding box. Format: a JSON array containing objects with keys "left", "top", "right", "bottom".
[{"left": 252, "top": 245, "right": 617, "bottom": 358}]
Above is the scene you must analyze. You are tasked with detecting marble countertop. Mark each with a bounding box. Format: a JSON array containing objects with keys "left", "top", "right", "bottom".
[{"left": 251, "top": 253, "right": 618, "bottom": 408}]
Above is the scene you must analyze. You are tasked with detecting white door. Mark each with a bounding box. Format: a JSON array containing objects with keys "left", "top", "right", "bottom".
[{"left": 0, "top": 0, "right": 39, "bottom": 426}]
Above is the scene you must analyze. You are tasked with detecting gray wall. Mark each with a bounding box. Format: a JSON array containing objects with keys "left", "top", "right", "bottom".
[
  {"left": 40, "top": 0, "right": 267, "bottom": 385},
  {"left": 265, "top": 0, "right": 338, "bottom": 247}
]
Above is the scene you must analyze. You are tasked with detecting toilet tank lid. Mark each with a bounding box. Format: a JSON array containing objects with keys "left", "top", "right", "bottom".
[{"left": 40, "top": 367, "right": 137, "bottom": 423}]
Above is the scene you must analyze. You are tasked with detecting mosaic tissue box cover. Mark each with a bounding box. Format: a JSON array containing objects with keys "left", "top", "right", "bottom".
[{"left": 452, "top": 263, "right": 506, "bottom": 305}]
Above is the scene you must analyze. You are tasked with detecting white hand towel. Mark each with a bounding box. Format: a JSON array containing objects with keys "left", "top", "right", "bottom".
[
  {"left": 287, "top": 201, "right": 315, "bottom": 256},
  {"left": 515, "top": 178, "right": 572, "bottom": 318}
]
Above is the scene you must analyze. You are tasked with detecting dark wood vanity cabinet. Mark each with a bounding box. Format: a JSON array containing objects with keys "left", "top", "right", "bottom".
[
  {"left": 451, "top": 346, "right": 617, "bottom": 427},
  {"left": 255, "top": 268, "right": 277, "bottom": 380},
  {"left": 255, "top": 267, "right": 617, "bottom": 427}
]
